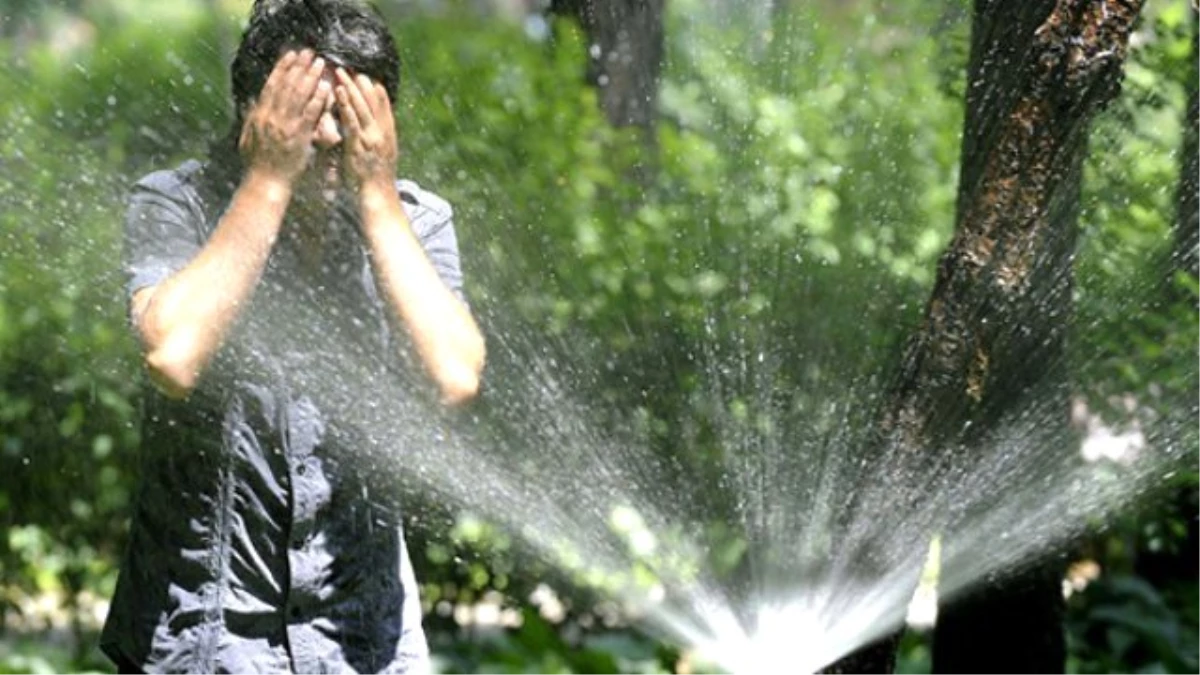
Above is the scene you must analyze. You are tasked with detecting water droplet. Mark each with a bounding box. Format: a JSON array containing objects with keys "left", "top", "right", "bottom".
[{"left": 523, "top": 14, "right": 549, "bottom": 41}]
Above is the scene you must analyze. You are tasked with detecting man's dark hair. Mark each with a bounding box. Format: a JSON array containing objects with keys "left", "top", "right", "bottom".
[{"left": 231, "top": 0, "right": 400, "bottom": 113}]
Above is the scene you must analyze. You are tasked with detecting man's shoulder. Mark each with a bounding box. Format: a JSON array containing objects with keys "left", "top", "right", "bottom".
[
  {"left": 395, "top": 179, "right": 452, "bottom": 220},
  {"left": 132, "top": 159, "right": 205, "bottom": 200}
]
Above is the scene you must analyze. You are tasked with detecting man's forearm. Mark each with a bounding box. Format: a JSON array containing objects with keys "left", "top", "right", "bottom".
[
  {"left": 358, "top": 181, "right": 485, "bottom": 405},
  {"left": 135, "top": 170, "right": 291, "bottom": 396}
]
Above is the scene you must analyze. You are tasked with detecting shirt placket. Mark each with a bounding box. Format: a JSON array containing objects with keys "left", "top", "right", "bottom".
[{"left": 282, "top": 393, "right": 332, "bottom": 672}]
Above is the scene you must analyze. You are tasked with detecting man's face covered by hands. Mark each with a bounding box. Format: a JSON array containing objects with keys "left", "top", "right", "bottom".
[
  {"left": 229, "top": 0, "right": 402, "bottom": 214},
  {"left": 237, "top": 46, "right": 400, "bottom": 220}
]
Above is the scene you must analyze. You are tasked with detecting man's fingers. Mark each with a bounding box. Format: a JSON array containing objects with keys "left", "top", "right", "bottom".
[
  {"left": 265, "top": 49, "right": 309, "bottom": 111},
  {"left": 261, "top": 50, "right": 295, "bottom": 96},
  {"left": 358, "top": 74, "right": 388, "bottom": 119},
  {"left": 263, "top": 50, "right": 306, "bottom": 112},
  {"left": 335, "top": 84, "right": 362, "bottom": 135},
  {"left": 303, "top": 81, "right": 333, "bottom": 125},
  {"left": 257, "top": 50, "right": 297, "bottom": 111},
  {"left": 284, "top": 56, "right": 325, "bottom": 121},
  {"left": 281, "top": 51, "right": 319, "bottom": 110},
  {"left": 370, "top": 82, "right": 393, "bottom": 121},
  {"left": 337, "top": 69, "right": 375, "bottom": 127}
]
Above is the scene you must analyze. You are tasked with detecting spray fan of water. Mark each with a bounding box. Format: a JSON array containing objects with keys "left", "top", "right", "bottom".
[{"left": 239, "top": 226, "right": 1191, "bottom": 673}]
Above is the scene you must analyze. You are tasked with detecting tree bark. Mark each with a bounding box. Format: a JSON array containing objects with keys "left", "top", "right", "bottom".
[
  {"left": 550, "top": 0, "right": 665, "bottom": 141},
  {"left": 822, "top": 634, "right": 900, "bottom": 674},
  {"left": 828, "top": 1, "right": 1146, "bottom": 672}
]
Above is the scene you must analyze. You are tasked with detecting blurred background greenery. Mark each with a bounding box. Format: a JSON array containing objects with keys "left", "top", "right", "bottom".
[{"left": 0, "top": 0, "right": 1195, "bottom": 672}]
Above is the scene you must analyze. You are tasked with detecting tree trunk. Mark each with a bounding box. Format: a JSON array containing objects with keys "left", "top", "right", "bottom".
[
  {"left": 822, "top": 634, "right": 900, "bottom": 674},
  {"left": 550, "top": 0, "right": 665, "bottom": 142},
  {"left": 828, "top": 1, "right": 1145, "bottom": 672}
]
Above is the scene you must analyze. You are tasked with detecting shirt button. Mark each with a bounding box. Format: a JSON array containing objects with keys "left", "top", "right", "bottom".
[{"left": 296, "top": 463, "right": 307, "bottom": 476}]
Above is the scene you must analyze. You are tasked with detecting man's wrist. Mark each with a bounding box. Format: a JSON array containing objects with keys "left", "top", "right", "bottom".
[
  {"left": 357, "top": 176, "right": 398, "bottom": 212},
  {"left": 242, "top": 167, "right": 295, "bottom": 205}
]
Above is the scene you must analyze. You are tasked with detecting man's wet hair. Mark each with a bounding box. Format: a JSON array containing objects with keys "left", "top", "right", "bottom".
[{"left": 231, "top": 0, "right": 400, "bottom": 111}]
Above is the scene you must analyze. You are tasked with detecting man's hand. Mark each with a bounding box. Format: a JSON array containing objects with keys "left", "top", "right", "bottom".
[
  {"left": 335, "top": 68, "right": 399, "bottom": 193},
  {"left": 239, "top": 49, "right": 332, "bottom": 185}
]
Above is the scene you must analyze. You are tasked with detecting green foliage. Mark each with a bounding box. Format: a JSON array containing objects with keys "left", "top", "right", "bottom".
[
  {"left": 1076, "top": 1, "right": 1198, "bottom": 410},
  {"left": 0, "top": 633, "right": 110, "bottom": 675},
  {"left": 0, "top": 76, "right": 138, "bottom": 642},
  {"left": 428, "top": 609, "right": 677, "bottom": 674},
  {"left": 1068, "top": 575, "right": 1200, "bottom": 674}
]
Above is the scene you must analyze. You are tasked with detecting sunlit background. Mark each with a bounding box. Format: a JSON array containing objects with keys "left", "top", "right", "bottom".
[{"left": 1, "top": 0, "right": 1196, "bottom": 673}]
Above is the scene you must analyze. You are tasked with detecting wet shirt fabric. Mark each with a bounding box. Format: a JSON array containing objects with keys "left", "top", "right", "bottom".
[{"left": 101, "top": 159, "right": 465, "bottom": 674}]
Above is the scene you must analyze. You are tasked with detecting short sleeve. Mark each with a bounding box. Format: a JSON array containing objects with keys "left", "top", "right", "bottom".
[
  {"left": 124, "top": 168, "right": 205, "bottom": 301},
  {"left": 397, "top": 181, "right": 466, "bottom": 304}
]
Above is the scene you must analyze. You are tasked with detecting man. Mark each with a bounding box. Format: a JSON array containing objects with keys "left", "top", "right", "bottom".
[{"left": 101, "top": 0, "right": 485, "bottom": 672}]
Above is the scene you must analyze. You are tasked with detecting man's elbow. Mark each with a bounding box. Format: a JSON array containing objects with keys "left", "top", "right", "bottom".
[
  {"left": 144, "top": 346, "right": 200, "bottom": 400},
  {"left": 439, "top": 374, "right": 479, "bottom": 407},
  {"left": 437, "top": 348, "right": 485, "bottom": 407}
]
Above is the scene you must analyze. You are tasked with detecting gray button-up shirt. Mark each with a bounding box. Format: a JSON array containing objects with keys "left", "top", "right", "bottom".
[{"left": 102, "top": 160, "right": 464, "bottom": 673}]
